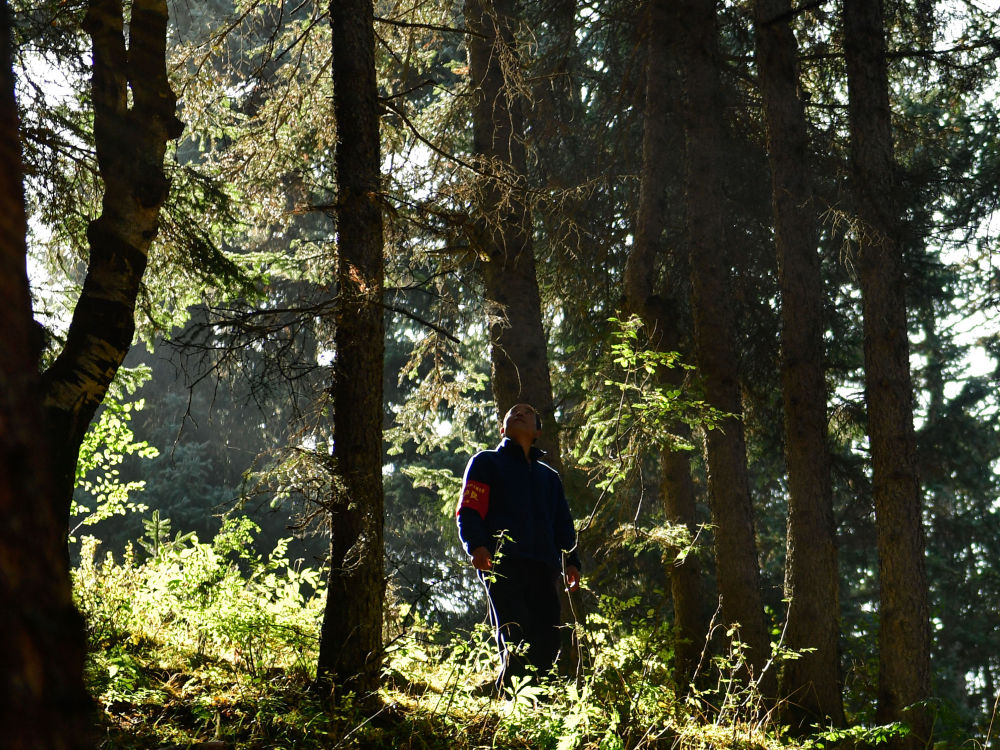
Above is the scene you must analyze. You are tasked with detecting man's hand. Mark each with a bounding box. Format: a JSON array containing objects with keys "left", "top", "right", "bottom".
[
  {"left": 471, "top": 546, "right": 492, "bottom": 571},
  {"left": 565, "top": 565, "right": 581, "bottom": 592}
]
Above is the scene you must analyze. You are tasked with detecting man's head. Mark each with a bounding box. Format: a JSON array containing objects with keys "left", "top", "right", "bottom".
[{"left": 500, "top": 403, "right": 542, "bottom": 444}]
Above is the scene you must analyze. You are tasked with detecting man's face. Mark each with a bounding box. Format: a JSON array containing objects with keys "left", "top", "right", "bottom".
[{"left": 501, "top": 403, "right": 541, "bottom": 442}]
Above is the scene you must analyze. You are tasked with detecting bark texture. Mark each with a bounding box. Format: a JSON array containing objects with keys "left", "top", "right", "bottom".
[
  {"left": 316, "top": 0, "right": 386, "bottom": 696},
  {"left": 842, "top": 0, "right": 931, "bottom": 743},
  {"left": 675, "top": 0, "right": 772, "bottom": 692},
  {"left": 40, "top": 0, "right": 183, "bottom": 526},
  {"left": 465, "top": 0, "right": 562, "bottom": 468},
  {"left": 0, "top": 3, "right": 92, "bottom": 744},
  {"left": 624, "top": 0, "right": 707, "bottom": 687},
  {"left": 753, "top": 0, "right": 844, "bottom": 727}
]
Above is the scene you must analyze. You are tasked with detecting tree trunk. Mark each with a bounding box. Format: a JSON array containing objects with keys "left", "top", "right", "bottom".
[
  {"left": 530, "top": 0, "right": 584, "bottom": 180},
  {"left": 624, "top": 0, "right": 707, "bottom": 688},
  {"left": 0, "top": 3, "right": 92, "bottom": 743},
  {"left": 675, "top": 0, "right": 772, "bottom": 692},
  {"left": 842, "top": 0, "right": 931, "bottom": 744},
  {"left": 465, "top": 0, "right": 561, "bottom": 467},
  {"left": 316, "top": 0, "right": 386, "bottom": 697},
  {"left": 40, "top": 0, "right": 183, "bottom": 527},
  {"left": 753, "top": 0, "right": 844, "bottom": 728}
]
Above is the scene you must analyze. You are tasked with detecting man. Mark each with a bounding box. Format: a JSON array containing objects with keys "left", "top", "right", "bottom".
[{"left": 456, "top": 403, "right": 581, "bottom": 691}]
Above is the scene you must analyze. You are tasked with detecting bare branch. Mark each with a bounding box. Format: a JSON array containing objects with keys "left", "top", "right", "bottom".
[
  {"left": 374, "top": 15, "right": 485, "bottom": 39},
  {"left": 384, "top": 303, "right": 460, "bottom": 343}
]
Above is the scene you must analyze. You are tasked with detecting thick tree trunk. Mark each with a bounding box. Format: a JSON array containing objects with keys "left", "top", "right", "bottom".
[
  {"left": 675, "top": 0, "right": 772, "bottom": 693},
  {"left": 0, "top": 3, "right": 92, "bottom": 744},
  {"left": 753, "top": 0, "right": 844, "bottom": 728},
  {"left": 465, "top": 0, "right": 561, "bottom": 467},
  {"left": 624, "top": 0, "right": 707, "bottom": 687},
  {"left": 316, "top": 0, "right": 385, "bottom": 697},
  {"left": 40, "top": 0, "right": 183, "bottom": 526},
  {"left": 842, "top": 0, "right": 931, "bottom": 744}
]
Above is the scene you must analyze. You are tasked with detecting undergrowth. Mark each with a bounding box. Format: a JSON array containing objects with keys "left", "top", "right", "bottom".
[{"left": 74, "top": 517, "right": 916, "bottom": 749}]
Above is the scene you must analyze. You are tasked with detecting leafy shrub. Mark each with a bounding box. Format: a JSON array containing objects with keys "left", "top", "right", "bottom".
[
  {"left": 75, "top": 514, "right": 324, "bottom": 681},
  {"left": 74, "top": 531, "right": 935, "bottom": 750},
  {"left": 71, "top": 382, "right": 158, "bottom": 543}
]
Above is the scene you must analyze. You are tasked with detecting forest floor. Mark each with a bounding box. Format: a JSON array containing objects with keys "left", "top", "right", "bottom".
[
  {"left": 73, "top": 528, "right": 927, "bottom": 749},
  {"left": 85, "top": 623, "right": 857, "bottom": 750}
]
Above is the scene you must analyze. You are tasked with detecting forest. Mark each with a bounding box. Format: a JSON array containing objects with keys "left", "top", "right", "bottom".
[{"left": 1, "top": 0, "right": 1000, "bottom": 747}]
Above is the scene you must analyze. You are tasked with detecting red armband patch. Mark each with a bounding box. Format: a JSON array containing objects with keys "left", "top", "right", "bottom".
[{"left": 457, "top": 480, "right": 490, "bottom": 519}]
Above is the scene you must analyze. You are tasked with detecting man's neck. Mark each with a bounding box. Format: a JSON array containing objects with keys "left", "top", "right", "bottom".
[{"left": 511, "top": 435, "right": 533, "bottom": 459}]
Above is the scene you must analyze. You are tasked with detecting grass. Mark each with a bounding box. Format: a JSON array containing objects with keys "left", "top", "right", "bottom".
[
  {"left": 83, "top": 612, "right": 801, "bottom": 750},
  {"left": 72, "top": 520, "right": 931, "bottom": 750}
]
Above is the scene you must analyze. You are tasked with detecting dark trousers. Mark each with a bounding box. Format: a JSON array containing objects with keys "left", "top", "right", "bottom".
[{"left": 481, "top": 557, "right": 562, "bottom": 687}]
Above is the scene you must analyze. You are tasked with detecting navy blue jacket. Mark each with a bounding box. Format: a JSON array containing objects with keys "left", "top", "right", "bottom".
[{"left": 456, "top": 438, "right": 581, "bottom": 572}]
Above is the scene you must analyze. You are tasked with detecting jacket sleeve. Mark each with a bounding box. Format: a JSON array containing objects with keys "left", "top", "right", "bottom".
[
  {"left": 553, "top": 474, "right": 582, "bottom": 570},
  {"left": 456, "top": 453, "right": 491, "bottom": 555}
]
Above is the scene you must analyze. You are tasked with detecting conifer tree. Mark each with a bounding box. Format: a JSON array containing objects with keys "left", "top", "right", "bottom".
[
  {"left": 842, "top": 0, "right": 931, "bottom": 742},
  {"left": 675, "top": 0, "right": 772, "bottom": 691},
  {"left": 753, "top": 0, "right": 843, "bottom": 727},
  {"left": 465, "top": 0, "right": 562, "bottom": 464},
  {"left": 316, "top": 0, "right": 386, "bottom": 695},
  {"left": 625, "top": 0, "right": 707, "bottom": 686}
]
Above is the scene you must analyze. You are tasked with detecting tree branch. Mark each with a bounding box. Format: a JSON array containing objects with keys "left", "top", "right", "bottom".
[
  {"left": 374, "top": 15, "right": 485, "bottom": 39},
  {"left": 384, "top": 303, "right": 460, "bottom": 343}
]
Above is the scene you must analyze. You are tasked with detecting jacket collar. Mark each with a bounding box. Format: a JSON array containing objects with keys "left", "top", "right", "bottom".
[{"left": 497, "top": 437, "right": 545, "bottom": 462}]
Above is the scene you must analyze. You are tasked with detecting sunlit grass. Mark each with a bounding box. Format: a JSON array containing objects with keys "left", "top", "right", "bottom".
[{"left": 74, "top": 518, "right": 917, "bottom": 749}]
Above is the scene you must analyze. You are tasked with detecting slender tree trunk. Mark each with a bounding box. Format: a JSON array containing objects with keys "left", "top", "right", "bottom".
[
  {"left": 658, "top": 429, "right": 706, "bottom": 678},
  {"left": 0, "top": 3, "right": 92, "bottom": 744},
  {"left": 40, "top": 0, "right": 183, "bottom": 527},
  {"left": 465, "top": 0, "right": 561, "bottom": 467},
  {"left": 624, "top": 0, "right": 707, "bottom": 687},
  {"left": 675, "top": 0, "right": 772, "bottom": 692},
  {"left": 753, "top": 0, "right": 844, "bottom": 728},
  {"left": 316, "top": 0, "right": 385, "bottom": 697},
  {"left": 842, "top": 0, "right": 931, "bottom": 743}
]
